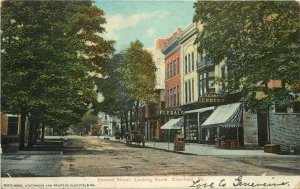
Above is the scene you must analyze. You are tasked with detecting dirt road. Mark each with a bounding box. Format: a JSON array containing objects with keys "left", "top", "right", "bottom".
[{"left": 60, "top": 136, "right": 300, "bottom": 176}]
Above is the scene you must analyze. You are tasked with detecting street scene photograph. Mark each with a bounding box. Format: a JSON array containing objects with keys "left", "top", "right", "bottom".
[{"left": 1, "top": 0, "right": 300, "bottom": 189}]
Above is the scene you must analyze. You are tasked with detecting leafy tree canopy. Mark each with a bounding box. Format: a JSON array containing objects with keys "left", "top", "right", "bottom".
[
  {"left": 120, "top": 40, "right": 157, "bottom": 106},
  {"left": 193, "top": 1, "right": 300, "bottom": 111},
  {"left": 95, "top": 51, "right": 129, "bottom": 116},
  {"left": 1, "top": 0, "right": 114, "bottom": 128}
]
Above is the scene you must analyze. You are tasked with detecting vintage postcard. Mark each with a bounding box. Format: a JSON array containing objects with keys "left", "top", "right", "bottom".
[{"left": 1, "top": 0, "right": 300, "bottom": 189}]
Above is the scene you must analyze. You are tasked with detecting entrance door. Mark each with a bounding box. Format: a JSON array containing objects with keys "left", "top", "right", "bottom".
[
  {"left": 8, "top": 117, "right": 19, "bottom": 135},
  {"left": 257, "top": 111, "right": 269, "bottom": 146}
]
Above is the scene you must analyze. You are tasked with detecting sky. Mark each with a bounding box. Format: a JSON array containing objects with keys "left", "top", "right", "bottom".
[{"left": 95, "top": 0, "right": 196, "bottom": 51}]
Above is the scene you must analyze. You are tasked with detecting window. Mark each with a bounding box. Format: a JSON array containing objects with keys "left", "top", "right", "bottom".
[
  {"left": 166, "top": 64, "right": 169, "bottom": 80},
  {"left": 200, "top": 73, "right": 207, "bottom": 94},
  {"left": 192, "top": 78, "right": 194, "bottom": 101},
  {"left": 173, "top": 60, "right": 176, "bottom": 76},
  {"left": 169, "top": 89, "right": 172, "bottom": 107},
  {"left": 199, "top": 78, "right": 203, "bottom": 96},
  {"left": 200, "top": 53, "right": 205, "bottom": 64},
  {"left": 177, "top": 86, "right": 180, "bottom": 105},
  {"left": 192, "top": 52, "right": 194, "bottom": 71},
  {"left": 185, "top": 81, "right": 188, "bottom": 103},
  {"left": 208, "top": 71, "right": 215, "bottom": 77},
  {"left": 208, "top": 80, "right": 214, "bottom": 89},
  {"left": 170, "top": 63, "right": 173, "bottom": 78},
  {"left": 173, "top": 87, "right": 176, "bottom": 106},
  {"left": 185, "top": 56, "right": 187, "bottom": 74},
  {"left": 188, "top": 54, "right": 191, "bottom": 73},
  {"left": 203, "top": 79, "right": 207, "bottom": 94},
  {"left": 177, "top": 58, "right": 179, "bottom": 75}
]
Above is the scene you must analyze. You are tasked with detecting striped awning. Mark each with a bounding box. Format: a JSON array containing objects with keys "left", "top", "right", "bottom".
[
  {"left": 201, "top": 103, "right": 243, "bottom": 128},
  {"left": 161, "top": 118, "right": 183, "bottom": 130}
]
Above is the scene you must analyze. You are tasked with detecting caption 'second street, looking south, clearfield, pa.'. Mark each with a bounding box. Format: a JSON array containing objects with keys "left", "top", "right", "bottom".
[{"left": 1, "top": 0, "right": 300, "bottom": 187}]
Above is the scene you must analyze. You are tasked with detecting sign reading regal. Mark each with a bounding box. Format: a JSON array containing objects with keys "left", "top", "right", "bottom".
[
  {"left": 159, "top": 110, "right": 184, "bottom": 116},
  {"left": 198, "top": 93, "right": 226, "bottom": 103}
]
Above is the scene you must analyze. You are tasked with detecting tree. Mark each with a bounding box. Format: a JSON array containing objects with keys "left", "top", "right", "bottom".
[
  {"left": 119, "top": 41, "right": 157, "bottom": 131},
  {"left": 193, "top": 1, "right": 300, "bottom": 111},
  {"left": 96, "top": 41, "right": 157, "bottom": 134},
  {"left": 96, "top": 51, "right": 132, "bottom": 135},
  {"left": 95, "top": 51, "right": 127, "bottom": 116},
  {"left": 1, "top": 1, "right": 113, "bottom": 149}
]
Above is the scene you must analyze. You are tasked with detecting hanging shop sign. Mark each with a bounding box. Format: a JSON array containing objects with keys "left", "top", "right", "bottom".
[
  {"left": 198, "top": 93, "right": 226, "bottom": 103},
  {"left": 159, "top": 110, "right": 185, "bottom": 116}
]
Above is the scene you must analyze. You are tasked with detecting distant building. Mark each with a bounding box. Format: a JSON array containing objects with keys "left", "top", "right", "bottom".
[
  {"left": 1, "top": 113, "right": 22, "bottom": 144},
  {"left": 99, "top": 113, "right": 120, "bottom": 136}
]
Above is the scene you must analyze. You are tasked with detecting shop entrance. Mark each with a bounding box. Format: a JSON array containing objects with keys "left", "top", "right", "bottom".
[{"left": 257, "top": 111, "right": 269, "bottom": 146}]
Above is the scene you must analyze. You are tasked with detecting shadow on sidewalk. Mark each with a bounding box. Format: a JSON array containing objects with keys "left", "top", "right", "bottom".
[{"left": 2, "top": 138, "right": 66, "bottom": 153}]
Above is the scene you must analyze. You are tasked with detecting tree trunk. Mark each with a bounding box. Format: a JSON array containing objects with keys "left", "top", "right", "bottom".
[
  {"left": 124, "top": 112, "right": 129, "bottom": 132},
  {"left": 129, "top": 109, "right": 133, "bottom": 131},
  {"left": 41, "top": 122, "right": 45, "bottom": 143},
  {"left": 28, "top": 121, "right": 34, "bottom": 148},
  {"left": 135, "top": 102, "right": 139, "bottom": 132},
  {"left": 19, "top": 111, "right": 26, "bottom": 150},
  {"left": 120, "top": 116, "right": 123, "bottom": 138},
  {"left": 33, "top": 122, "right": 39, "bottom": 145}
]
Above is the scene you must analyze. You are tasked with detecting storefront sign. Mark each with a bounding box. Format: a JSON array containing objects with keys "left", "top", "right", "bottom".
[
  {"left": 198, "top": 93, "right": 226, "bottom": 103},
  {"left": 159, "top": 110, "right": 184, "bottom": 116}
]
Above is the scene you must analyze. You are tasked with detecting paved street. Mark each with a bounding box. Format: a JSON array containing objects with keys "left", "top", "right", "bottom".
[{"left": 1, "top": 135, "right": 300, "bottom": 177}]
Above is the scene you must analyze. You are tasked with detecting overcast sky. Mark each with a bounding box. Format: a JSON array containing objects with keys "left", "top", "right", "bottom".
[{"left": 96, "top": 0, "right": 195, "bottom": 51}]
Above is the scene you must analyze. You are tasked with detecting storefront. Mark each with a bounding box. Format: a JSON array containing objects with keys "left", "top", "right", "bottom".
[
  {"left": 161, "top": 118, "right": 183, "bottom": 144},
  {"left": 184, "top": 106, "right": 214, "bottom": 143},
  {"left": 201, "top": 103, "right": 244, "bottom": 146},
  {"left": 159, "top": 110, "right": 184, "bottom": 142}
]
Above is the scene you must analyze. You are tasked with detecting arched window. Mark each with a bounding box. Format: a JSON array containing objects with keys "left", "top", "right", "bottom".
[{"left": 192, "top": 52, "right": 194, "bottom": 71}]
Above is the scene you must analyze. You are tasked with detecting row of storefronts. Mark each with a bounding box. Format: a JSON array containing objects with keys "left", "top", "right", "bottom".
[
  {"left": 141, "top": 22, "right": 249, "bottom": 143},
  {"left": 133, "top": 22, "right": 300, "bottom": 150}
]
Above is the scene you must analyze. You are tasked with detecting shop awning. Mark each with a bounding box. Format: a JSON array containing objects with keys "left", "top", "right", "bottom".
[
  {"left": 201, "top": 103, "right": 242, "bottom": 128},
  {"left": 161, "top": 118, "right": 183, "bottom": 130},
  {"left": 184, "top": 106, "right": 215, "bottom": 114}
]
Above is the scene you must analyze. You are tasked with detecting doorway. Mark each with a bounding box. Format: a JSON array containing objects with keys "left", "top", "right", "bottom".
[{"left": 257, "top": 111, "right": 269, "bottom": 146}]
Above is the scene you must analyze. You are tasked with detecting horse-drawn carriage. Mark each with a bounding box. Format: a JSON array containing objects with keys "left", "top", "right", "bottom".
[{"left": 125, "top": 131, "right": 145, "bottom": 147}]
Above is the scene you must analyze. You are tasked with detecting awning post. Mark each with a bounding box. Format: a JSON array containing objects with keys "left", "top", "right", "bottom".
[{"left": 237, "top": 126, "right": 239, "bottom": 141}]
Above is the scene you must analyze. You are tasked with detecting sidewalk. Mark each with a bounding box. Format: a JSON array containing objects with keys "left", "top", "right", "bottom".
[
  {"left": 1, "top": 136, "right": 64, "bottom": 177},
  {"left": 97, "top": 136, "right": 299, "bottom": 158}
]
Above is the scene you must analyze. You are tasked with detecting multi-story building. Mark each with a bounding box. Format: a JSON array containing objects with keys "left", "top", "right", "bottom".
[
  {"left": 180, "top": 23, "right": 199, "bottom": 108},
  {"left": 177, "top": 23, "right": 217, "bottom": 143},
  {"left": 162, "top": 28, "right": 183, "bottom": 110},
  {"left": 144, "top": 39, "right": 168, "bottom": 140},
  {"left": 160, "top": 28, "right": 183, "bottom": 141}
]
